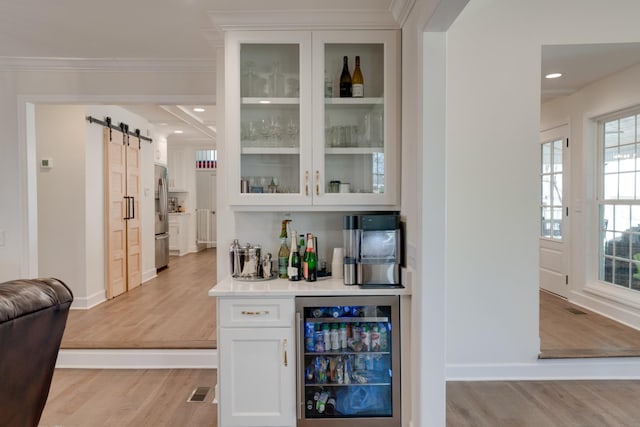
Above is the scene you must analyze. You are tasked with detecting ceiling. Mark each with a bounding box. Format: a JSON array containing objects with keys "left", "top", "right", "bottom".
[{"left": 541, "top": 43, "right": 640, "bottom": 103}]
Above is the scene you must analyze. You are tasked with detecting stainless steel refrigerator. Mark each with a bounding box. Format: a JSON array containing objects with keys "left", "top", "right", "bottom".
[{"left": 155, "top": 164, "right": 169, "bottom": 270}]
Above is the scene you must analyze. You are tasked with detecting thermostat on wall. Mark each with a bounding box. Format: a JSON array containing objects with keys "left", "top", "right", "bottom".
[{"left": 40, "top": 158, "right": 53, "bottom": 169}]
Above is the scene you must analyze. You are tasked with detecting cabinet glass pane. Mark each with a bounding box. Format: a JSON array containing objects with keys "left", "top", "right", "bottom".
[
  {"left": 240, "top": 43, "right": 301, "bottom": 194},
  {"left": 324, "top": 43, "right": 386, "bottom": 195},
  {"left": 302, "top": 304, "right": 393, "bottom": 419}
]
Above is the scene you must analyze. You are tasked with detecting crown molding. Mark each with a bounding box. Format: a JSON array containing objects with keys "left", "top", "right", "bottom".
[
  {"left": 208, "top": 9, "right": 401, "bottom": 31},
  {"left": 390, "top": 0, "right": 416, "bottom": 27},
  {"left": 0, "top": 57, "right": 216, "bottom": 73}
]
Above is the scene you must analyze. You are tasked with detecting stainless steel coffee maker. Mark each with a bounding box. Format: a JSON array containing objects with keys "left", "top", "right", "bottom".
[{"left": 343, "top": 213, "right": 402, "bottom": 287}]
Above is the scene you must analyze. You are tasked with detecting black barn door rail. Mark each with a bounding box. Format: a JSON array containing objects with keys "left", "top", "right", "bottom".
[{"left": 86, "top": 115, "right": 153, "bottom": 146}]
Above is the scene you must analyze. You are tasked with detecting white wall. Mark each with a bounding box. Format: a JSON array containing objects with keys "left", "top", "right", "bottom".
[
  {"left": 445, "top": 0, "right": 640, "bottom": 378},
  {"left": 542, "top": 62, "right": 640, "bottom": 329},
  {"left": 36, "top": 105, "right": 88, "bottom": 299},
  {"left": 0, "top": 71, "right": 24, "bottom": 280}
]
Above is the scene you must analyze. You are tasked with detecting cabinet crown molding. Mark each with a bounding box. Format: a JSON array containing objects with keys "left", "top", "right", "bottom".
[
  {"left": 208, "top": 9, "right": 401, "bottom": 31},
  {"left": 0, "top": 57, "right": 216, "bottom": 73}
]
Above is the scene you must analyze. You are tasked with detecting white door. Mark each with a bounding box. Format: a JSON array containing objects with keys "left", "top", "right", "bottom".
[
  {"left": 196, "top": 169, "right": 216, "bottom": 245},
  {"left": 539, "top": 125, "right": 569, "bottom": 297}
]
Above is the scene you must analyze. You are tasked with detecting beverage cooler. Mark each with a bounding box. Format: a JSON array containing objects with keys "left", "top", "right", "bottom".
[{"left": 295, "top": 296, "right": 400, "bottom": 426}]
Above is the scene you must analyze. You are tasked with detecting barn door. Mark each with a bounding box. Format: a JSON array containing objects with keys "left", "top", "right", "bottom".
[{"left": 105, "top": 128, "right": 141, "bottom": 298}]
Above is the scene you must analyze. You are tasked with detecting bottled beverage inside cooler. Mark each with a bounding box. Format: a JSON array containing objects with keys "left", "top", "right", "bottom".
[{"left": 296, "top": 296, "right": 400, "bottom": 426}]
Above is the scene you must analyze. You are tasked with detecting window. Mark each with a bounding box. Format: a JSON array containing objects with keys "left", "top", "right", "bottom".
[
  {"left": 599, "top": 110, "right": 640, "bottom": 290},
  {"left": 196, "top": 149, "right": 217, "bottom": 169},
  {"left": 540, "top": 139, "right": 563, "bottom": 239}
]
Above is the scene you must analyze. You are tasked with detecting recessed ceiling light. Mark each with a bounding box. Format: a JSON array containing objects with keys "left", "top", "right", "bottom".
[
  {"left": 193, "top": 107, "right": 205, "bottom": 112},
  {"left": 173, "top": 130, "right": 183, "bottom": 134},
  {"left": 545, "top": 72, "right": 563, "bottom": 79}
]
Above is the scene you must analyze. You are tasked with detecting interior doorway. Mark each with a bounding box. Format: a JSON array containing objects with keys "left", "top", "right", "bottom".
[
  {"left": 539, "top": 124, "right": 569, "bottom": 298},
  {"left": 23, "top": 95, "right": 217, "bottom": 350}
]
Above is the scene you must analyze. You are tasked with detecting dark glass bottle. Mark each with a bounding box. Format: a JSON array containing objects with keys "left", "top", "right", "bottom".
[
  {"left": 305, "top": 233, "right": 318, "bottom": 282},
  {"left": 300, "top": 234, "right": 308, "bottom": 280},
  {"left": 339, "top": 56, "right": 352, "bottom": 98}
]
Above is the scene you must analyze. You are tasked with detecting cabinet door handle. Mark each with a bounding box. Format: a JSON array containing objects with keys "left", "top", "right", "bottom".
[
  {"left": 315, "top": 170, "right": 319, "bottom": 196},
  {"left": 240, "top": 310, "right": 270, "bottom": 316},
  {"left": 283, "top": 338, "right": 288, "bottom": 367},
  {"left": 305, "top": 170, "right": 309, "bottom": 196}
]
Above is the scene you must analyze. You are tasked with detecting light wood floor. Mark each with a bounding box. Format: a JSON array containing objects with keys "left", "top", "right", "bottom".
[
  {"left": 40, "top": 369, "right": 217, "bottom": 427},
  {"left": 40, "top": 369, "right": 640, "bottom": 427},
  {"left": 447, "top": 380, "right": 640, "bottom": 426},
  {"left": 539, "top": 289, "right": 640, "bottom": 358},
  {"left": 61, "top": 249, "right": 217, "bottom": 349}
]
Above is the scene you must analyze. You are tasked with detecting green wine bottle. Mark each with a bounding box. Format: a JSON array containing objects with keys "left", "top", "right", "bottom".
[{"left": 305, "top": 233, "right": 317, "bottom": 282}]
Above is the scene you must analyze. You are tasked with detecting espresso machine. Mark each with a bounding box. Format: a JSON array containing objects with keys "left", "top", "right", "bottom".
[{"left": 343, "top": 213, "right": 402, "bottom": 287}]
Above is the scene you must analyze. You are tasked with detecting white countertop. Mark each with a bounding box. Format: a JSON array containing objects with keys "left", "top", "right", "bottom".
[{"left": 209, "top": 275, "right": 411, "bottom": 297}]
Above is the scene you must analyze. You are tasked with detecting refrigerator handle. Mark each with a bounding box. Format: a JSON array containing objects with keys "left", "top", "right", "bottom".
[
  {"left": 295, "top": 311, "right": 303, "bottom": 421},
  {"left": 159, "top": 176, "right": 168, "bottom": 220}
]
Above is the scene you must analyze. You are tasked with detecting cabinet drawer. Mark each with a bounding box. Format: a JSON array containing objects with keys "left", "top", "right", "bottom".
[{"left": 219, "top": 298, "right": 293, "bottom": 328}]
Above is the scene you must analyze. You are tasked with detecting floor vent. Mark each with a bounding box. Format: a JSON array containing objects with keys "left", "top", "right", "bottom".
[
  {"left": 187, "top": 386, "right": 211, "bottom": 402},
  {"left": 566, "top": 307, "right": 587, "bottom": 315}
]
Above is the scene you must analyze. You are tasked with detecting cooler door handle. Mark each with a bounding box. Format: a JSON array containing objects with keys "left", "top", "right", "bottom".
[{"left": 295, "top": 311, "right": 303, "bottom": 420}]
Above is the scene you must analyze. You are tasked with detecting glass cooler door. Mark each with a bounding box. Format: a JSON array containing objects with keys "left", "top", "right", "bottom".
[{"left": 295, "top": 295, "right": 400, "bottom": 427}]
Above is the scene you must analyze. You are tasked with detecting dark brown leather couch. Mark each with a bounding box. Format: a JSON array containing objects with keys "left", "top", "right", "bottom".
[{"left": 0, "top": 278, "right": 73, "bottom": 427}]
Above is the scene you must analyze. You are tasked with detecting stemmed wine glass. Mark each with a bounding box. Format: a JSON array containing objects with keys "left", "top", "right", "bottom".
[{"left": 286, "top": 118, "right": 299, "bottom": 147}]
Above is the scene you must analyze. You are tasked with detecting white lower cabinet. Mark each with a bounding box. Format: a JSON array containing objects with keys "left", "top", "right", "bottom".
[
  {"left": 218, "top": 298, "right": 296, "bottom": 427},
  {"left": 168, "top": 213, "right": 189, "bottom": 256}
]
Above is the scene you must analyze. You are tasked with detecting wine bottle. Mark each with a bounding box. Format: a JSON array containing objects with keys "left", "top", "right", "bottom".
[
  {"left": 288, "top": 230, "right": 301, "bottom": 281},
  {"left": 277, "top": 220, "right": 290, "bottom": 279},
  {"left": 351, "top": 56, "right": 364, "bottom": 97},
  {"left": 305, "top": 233, "right": 318, "bottom": 282},
  {"left": 339, "top": 56, "right": 352, "bottom": 98},
  {"left": 300, "top": 234, "right": 308, "bottom": 280}
]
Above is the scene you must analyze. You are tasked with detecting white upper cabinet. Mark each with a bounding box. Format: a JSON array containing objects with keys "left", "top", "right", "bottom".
[{"left": 225, "top": 30, "right": 400, "bottom": 209}]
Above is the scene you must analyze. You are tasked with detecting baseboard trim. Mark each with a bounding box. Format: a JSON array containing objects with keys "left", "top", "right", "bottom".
[
  {"left": 56, "top": 349, "right": 217, "bottom": 369},
  {"left": 70, "top": 290, "right": 106, "bottom": 310},
  {"left": 142, "top": 269, "right": 158, "bottom": 284},
  {"left": 446, "top": 357, "right": 640, "bottom": 381}
]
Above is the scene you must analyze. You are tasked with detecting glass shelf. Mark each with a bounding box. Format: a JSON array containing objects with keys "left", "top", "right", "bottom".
[
  {"left": 325, "top": 97, "right": 384, "bottom": 105},
  {"left": 242, "top": 97, "right": 300, "bottom": 105}
]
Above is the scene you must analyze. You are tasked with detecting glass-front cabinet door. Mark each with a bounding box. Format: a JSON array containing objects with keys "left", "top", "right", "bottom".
[
  {"left": 227, "top": 31, "right": 313, "bottom": 206},
  {"left": 226, "top": 30, "right": 399, "bottom": 208},
  {"left": 312, "top": 31, "right": 400, "bottom": 206}
]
